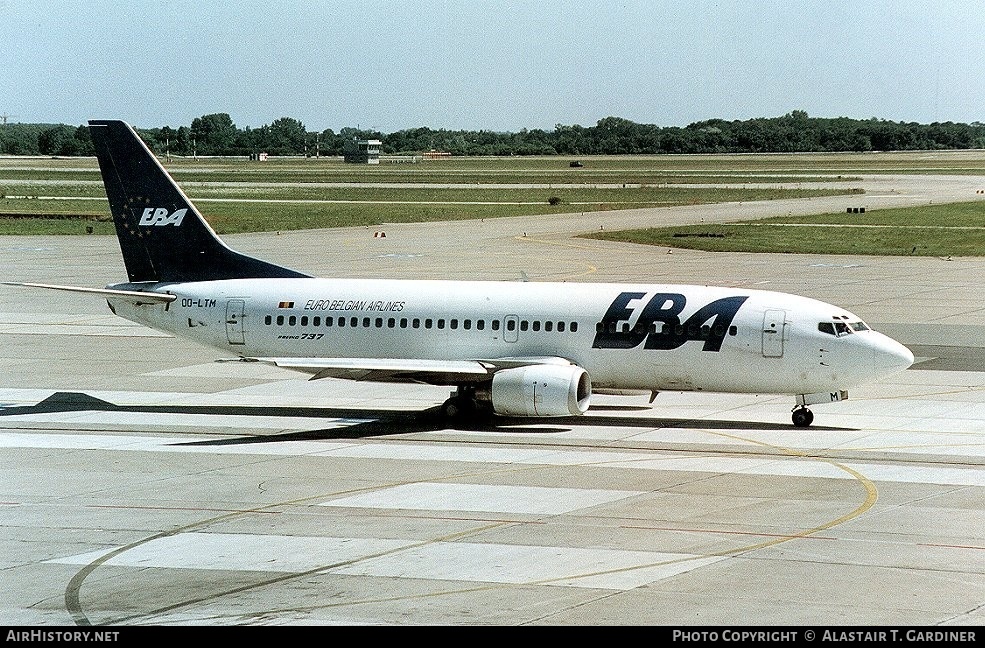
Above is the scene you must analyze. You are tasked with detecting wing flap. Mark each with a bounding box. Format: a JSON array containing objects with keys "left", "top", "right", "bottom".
[
  {"left": 222, "top": 355, "right": 580, "bottom": 385},
  {"left": 226, "top": 357, "right": 494, "bottom": 384}
]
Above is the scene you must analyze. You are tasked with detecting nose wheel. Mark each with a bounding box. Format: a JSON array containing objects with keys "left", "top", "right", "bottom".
[{"left": 791, "top": 406, "right": 814, "bottom": 427}]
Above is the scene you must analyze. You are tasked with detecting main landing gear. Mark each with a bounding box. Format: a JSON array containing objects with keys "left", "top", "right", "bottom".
[
  {"left": 440, "top": 386, "right": 492, "bottom": 421},
  {"left": 441, "top": 394, "right": 474, "bottom": 419},
  {"left": 791, "top": 406, "right": 814, "bottom": 428}
]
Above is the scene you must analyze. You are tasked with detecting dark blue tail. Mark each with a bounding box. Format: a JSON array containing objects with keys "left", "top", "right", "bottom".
[{"left": 88, "top": 120, "right": 311, "bottom": 283}]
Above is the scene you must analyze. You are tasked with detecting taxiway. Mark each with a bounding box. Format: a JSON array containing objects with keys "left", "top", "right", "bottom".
[{"left": 1, "top": 174, "right": 984, "bottom": 625}]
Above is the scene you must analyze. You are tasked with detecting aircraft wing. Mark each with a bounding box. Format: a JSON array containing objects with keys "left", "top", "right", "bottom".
[{"left": 224, "top": 355, "right": 578, "bottom": 385}]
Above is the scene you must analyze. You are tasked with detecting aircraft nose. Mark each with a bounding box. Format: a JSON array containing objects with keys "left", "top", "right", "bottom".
[{"left": 872, "top": 335, "right": 914, "bottom": 373}]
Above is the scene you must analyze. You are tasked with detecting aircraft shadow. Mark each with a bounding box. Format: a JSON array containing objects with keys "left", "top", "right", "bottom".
[{"left": 0, "top": 391, "right": 857, "bottom": 446}]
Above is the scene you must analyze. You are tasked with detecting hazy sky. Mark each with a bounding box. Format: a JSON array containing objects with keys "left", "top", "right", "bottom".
[{"left": 4, "top": 0, "right": 984, "bottom": 133}]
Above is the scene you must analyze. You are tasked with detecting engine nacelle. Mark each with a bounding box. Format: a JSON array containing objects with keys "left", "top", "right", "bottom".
[{"left": 490, "top": 364, "right": 591, "bottom": 417}]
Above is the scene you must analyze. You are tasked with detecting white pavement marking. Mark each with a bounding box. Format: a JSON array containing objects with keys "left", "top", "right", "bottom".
[
  {"left": 48, "top": 533, "right": 413, "bottom": 573},
  {"left": 48, "top": 532, "right": 724, "bottom": 590},
  {"left": 327, "top": 541, "right": 725, "bottom": 590},
  {"left": 1, "top": 431, "right": 982, "bottom": 486},
  {"left": 319, "top": 482, "right": 644, "bottom": 515}
]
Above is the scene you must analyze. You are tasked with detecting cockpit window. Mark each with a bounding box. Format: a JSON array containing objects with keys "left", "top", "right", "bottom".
[
  {"left": 850, "top": 321, "right": 870, "bottom": 332},
  {"left": 819, "top": 321, "right": 856, "bottom": 337}
]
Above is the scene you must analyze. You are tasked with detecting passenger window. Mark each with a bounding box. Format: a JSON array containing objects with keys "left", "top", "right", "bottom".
[
  {"left": 301, "top": 316, "right": 308, "bottom": 326},
  {"left": 507, "top": 320, "right": 516, "bottom": 331},
  {"left": 289, "top": 316, "right": 297, "bottom": 326},
  {"left": 520, "top": 321, "right": 528, "bottom": 331},
  {"left": 413, "top": 318, "right": 420, "bottom": 328},
  {"left": 277, "top": 315, "right": 284, "bottom": 325},
  {"left": 532, "top": 321, "right": 541, "bottom": 332},
  {"left": 265, "top": 315, "right": 272, "bottom": 325},
  {"left": 400, "top": 318, "right": 408, "bottom": 328},
  {"left": 450, "top": 319, "right": 458, "bottom": 329},
  {"left": 570, "top": 322, "right": 578, "bottom": 333},
  {"left": 325, "top": 317, "right": 333, "bottom": 326},
  {"left": 388, "top": 318, "right": 396, "bottom": 328},
  {"left": 492, "top": 320, "right": 500, "bottom": 331},
  {"left": 338, "top": 317, "right": 345, "bottom": 327},
  {"left": 464, "top": 319, "right": 472, "bottom": 330},
  {"left": 438, "top": 319, "right": 445, "bottom": 329},
  {"left": 363, "top": 317, "right": 370, "bottom": 327},
  {"left": 545, "top": 321, "right": 553, "bottom": 332},
  {"left": 376, "top": 317, "right": 383, "bottom": 327},
  {"left": 558, "top": 322, "right": 566, "bottom": 332},
  {"left": 425, "top": 318, "right": 433, "bottom": 329},
  {"left": 313, "top": 316, "right": 320, "bottom": 326},
  {"left": 477, "top": 320, "right": 485, "bottom": 330},
  {"left": 350, "top": 317, "right": 358, "bottom": 327}
]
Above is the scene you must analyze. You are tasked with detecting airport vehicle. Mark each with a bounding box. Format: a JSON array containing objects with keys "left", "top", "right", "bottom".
[{"left": 9, "top": 120, "right": 914, "bottom": 426}]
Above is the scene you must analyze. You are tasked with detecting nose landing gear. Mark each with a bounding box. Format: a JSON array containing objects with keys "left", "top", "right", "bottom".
[
  {"left": 791, "top": 406, "right": 814, "bottom": 427},
  {"left": 791, "top": 390, "right": 847, "bottom": 427}
]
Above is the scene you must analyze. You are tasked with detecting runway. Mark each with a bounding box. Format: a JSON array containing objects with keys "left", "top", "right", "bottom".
[{"left": 1, "top": 175, "right": 984, "bottom": 626}]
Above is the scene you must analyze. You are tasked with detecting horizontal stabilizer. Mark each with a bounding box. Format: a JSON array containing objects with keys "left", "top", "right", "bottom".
[{"left": 2, "top": 282, "right": 177, "bottom": 303}]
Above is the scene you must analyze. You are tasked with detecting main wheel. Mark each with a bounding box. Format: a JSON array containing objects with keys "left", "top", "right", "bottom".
[
  {"left": 441, "top": 395, "right": 476, "bottom": 420},
  {"left": 441, "top": 396, "right": 462, "bottom": 419},
  {"left": 791, "top": 407, "right": 814, "bottom": 427}
]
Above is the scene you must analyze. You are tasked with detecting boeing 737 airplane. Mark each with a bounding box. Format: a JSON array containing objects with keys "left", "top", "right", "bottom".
[{"left": 8, "top": 120, "right": 914, "bottom": 427}]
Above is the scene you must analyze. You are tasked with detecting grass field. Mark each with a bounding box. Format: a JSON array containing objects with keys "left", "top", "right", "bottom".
[
  {"left": 586, "top": 201, "right": 985, "bottom": 257},
  {"left": 2, "top": 151, "right": 985, "bottom": 252},
  {"left": 0, "top": 153, "right": 863, "bottom": 235}
]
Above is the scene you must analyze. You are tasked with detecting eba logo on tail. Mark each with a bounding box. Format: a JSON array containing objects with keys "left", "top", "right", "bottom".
[{"left": 139, "top": 207, "right": 187, "bottom": 227}]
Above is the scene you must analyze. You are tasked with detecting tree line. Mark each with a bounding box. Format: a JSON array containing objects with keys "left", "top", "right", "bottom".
[{"left": 3, "top": 110, "right": 984, "bottom": 157}]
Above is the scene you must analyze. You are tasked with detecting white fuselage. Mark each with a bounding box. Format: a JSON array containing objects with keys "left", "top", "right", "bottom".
[{"left": 107, "top": 278, "right": 913, "bottom": 397}]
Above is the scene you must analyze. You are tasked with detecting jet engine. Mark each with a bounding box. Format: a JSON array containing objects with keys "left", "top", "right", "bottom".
[{"left": 490, "top": 364, "right": 591, "bottom": 416}]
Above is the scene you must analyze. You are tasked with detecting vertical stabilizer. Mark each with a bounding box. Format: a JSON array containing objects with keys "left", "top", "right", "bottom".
[{"left": 88, "top": 120, "right": 310, "bottom": 282}]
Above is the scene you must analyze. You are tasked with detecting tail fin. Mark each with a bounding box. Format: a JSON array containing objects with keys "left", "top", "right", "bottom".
[{"left": 88, "top": 120, "right": 311, "bottom": 283}]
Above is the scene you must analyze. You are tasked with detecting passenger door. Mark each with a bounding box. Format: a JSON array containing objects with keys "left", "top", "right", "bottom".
[
  {"left": 226, "top": 299, "right": 245, "bottom": 345},
  {"left": 762, "top": 309, "right": 785, "bottom": 358}
]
